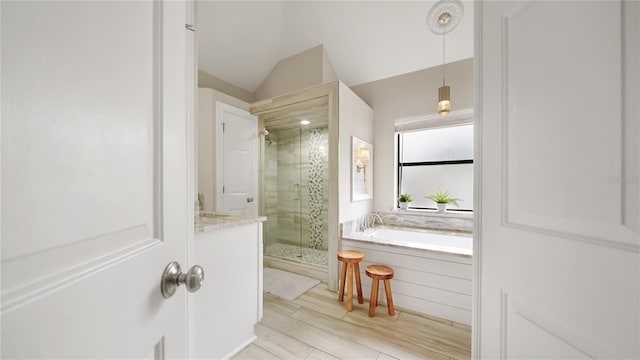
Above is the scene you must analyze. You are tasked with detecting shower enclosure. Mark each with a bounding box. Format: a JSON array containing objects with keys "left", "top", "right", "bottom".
[{"left": 259, "top": 97, "right": 329, "bottom": 271}]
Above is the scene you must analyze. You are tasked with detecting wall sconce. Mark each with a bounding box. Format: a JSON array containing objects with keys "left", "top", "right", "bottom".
[
  {"left": 355, "top": 147, "right": 370, "bottom": 173},
  {"left": 352, "top": 136, "right": 373, "bottom": 201}
]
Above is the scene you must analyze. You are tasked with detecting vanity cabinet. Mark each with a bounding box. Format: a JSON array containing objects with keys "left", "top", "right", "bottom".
[{"left": 190, "top": 220, "right": 264, "bottom": 359}]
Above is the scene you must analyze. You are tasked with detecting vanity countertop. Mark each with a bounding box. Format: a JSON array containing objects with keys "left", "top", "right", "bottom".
[{"left": 195, "top": 212, "right": 266, "bottom": 233}]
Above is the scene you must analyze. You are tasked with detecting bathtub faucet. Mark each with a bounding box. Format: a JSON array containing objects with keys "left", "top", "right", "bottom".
[
  {"left": 360, "top": 210, "right": 383, "bottom": 232},
  {"left": 370, "top": 210, "right": 383, "bottom": 226}
]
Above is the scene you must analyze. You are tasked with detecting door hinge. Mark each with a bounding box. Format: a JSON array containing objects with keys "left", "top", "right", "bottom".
[
  {"left": 185, "top": 24, "right": 196, "bottom": 32},
  {"left": 222, "top": 123, "right": 225, "bottom": 132},
  {"left": 223, "top": 185, "right": 225, "bottom": 194}
]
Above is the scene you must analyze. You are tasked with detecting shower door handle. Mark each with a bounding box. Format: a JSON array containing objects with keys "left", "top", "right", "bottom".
[
  {"left": 246, "top": 197, "right": 254, "bottom": 203},
  {"left": 293, "top": 182, "right": 300, "bottom": 200}
]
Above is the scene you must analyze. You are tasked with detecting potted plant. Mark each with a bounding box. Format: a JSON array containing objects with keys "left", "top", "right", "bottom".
[
  {"left": 397, "top": 193, "right": 412, "bottom": 210},
  {"left": 426, "top": 188, "right": 460, "bottom": 213}
]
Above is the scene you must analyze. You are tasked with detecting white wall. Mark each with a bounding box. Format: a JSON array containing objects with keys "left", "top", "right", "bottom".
[
  {"left": 253, "top": 45, "right": 339, "bottom": 102},
  {"left": 197, "top": 87, "right": 250, "bottom": 212},
  {"left": 322, "top": 47, "right": 338, "bottom": 84},
  {"left": 198, "top": 70, "right": 253, "bottom": 103},
  {"left": 338, "top": 82, "right": 375, "bottom": 222},
  {"left": 351, "top": 58, "right": 474, "bottom": 211}
]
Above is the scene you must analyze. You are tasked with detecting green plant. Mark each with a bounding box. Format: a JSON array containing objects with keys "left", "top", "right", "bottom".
[
  {"left": 397, "top": 193, "right": 412, "bottom": 202},
  {"left": 426, "top": 188, "right": 460, "bottom": 206}
]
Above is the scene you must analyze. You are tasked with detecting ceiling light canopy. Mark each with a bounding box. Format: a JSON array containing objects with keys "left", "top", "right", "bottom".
[{"left": 427, "top": 0, "right": 464, "bottom": 35}]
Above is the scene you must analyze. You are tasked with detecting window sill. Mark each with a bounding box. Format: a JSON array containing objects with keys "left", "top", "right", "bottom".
[{"left": 391, "top": 208, "right": 473, "bottom": 220}]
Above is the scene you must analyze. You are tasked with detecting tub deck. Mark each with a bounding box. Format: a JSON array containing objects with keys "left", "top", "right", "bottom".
[{"left": 347, "top": 226, "right": 472, "bottom": 257}]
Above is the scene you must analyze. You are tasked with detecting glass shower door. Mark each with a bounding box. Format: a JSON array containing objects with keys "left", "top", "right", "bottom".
[
  {"left": 263, "top": 127, "right": 304, "bottom": 261},
  {"left": 280, "top": 127, "right": 303, "bottom": 259},
  {"left": 262, "top": 125, "right": 329, "bottom": 268}
]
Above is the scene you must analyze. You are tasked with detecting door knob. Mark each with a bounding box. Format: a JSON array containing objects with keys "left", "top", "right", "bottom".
[
  {"left": 246, "top": 197, "right": 254, "bottom": 203},
  {"left": 161, "top": 261, "right": 205, "bottom": 299}
]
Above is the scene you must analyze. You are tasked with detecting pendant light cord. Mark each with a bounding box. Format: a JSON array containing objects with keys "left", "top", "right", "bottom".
[{"left": 442, "top": 26, "right": 446, "bottom": 85}]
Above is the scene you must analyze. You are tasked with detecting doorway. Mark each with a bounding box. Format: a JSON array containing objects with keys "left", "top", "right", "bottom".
[{"left": 259, "top": 97, "right": 330, "bottom": 277}]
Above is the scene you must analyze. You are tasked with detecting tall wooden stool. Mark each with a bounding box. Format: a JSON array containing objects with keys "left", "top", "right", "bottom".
[
  {"left": 365, "top": 264, "right": 395, "bottom": 317},
  {"left": 337, "top": 250, "right": 364, "bottom": 311}
]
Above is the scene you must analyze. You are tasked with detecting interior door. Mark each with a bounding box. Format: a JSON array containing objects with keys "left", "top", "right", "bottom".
[
  {"left": 1, "top": 1, "right": 193, "bottom": 358},
  {"left": 477, "top": 1, "right": 639, "bottom": 358},
  {"left": 217, "top": 101, "right": 258, "bottom": 216}
]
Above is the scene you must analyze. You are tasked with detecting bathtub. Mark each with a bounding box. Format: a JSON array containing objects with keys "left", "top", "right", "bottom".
[
  {"left": 360, "top": 227, "right": 472, "bottom": 256},
  {"left": 341, "top": 225, "right": 473, "bottom": 325}
]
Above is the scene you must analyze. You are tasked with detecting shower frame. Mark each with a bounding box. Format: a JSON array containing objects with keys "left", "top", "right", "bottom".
[{"left": 252, "top": 83, "right": 340, "bottom": 292}]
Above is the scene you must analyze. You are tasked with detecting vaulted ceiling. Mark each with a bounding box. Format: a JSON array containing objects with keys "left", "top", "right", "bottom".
[{"left": 197, "top": 1, "right": 474, "bottom": 93}]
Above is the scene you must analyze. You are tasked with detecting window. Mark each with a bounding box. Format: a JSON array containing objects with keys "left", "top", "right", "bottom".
[{"left": 397, "top": 123, "right": 473, "bottom": 211}]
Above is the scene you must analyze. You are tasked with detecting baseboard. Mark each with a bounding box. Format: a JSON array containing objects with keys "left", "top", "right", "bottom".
[{"left": 221, "top": 335, "right": 257, "bottom": 360}]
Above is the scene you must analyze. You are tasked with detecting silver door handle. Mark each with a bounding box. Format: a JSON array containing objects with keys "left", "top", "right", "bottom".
[
  {"left": 246, "top": 197, "right": 254, "bottom": 203},
  {"left": 161, "top": 262, "right": 205, "bottom": 298}
]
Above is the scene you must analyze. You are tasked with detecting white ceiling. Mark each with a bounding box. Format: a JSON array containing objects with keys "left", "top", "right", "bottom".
[{"left": 197, "top": 1, "right": 474, "bottom": 93}]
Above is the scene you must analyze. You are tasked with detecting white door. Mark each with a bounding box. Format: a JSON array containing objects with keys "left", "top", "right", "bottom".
[
  {"left": 477, "top": 1, "right": 639, "bottom": 358},
  {"left": 216, "top": 101, "right": 258, "bottom": 216},
  {"left": 1, "top": 1, "right": 194, "bottom": 358}
]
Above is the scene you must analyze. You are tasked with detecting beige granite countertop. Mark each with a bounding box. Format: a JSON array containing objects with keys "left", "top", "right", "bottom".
[{"left": 195, "top": 212, "right": 266, "bottom": 233}]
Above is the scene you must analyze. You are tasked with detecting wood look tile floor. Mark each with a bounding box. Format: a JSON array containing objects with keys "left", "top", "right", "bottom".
[{"left": 233, "top": 283, "right": 471, "bottom": 360}]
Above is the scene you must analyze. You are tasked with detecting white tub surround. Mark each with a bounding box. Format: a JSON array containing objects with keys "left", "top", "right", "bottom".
[
  {"left": 341, "top": 219, "right": 472, "bottom": 325},
  {"left": 191, "top": 213, "right": 265, "bottom": 359}
]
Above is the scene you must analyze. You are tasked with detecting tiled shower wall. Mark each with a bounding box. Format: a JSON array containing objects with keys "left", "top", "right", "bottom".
[{"left": 264, "top": 127, "right": 329, "bottom": 252}]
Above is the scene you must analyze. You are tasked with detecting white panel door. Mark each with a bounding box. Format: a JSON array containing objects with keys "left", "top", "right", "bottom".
[
  {"left": 477, "top": 1, "right": 639, "bottom": 358},
  {"left": 216, "top": 101, "right": 258, "bottom": 216},
  {"left": 1, "top": 1, "right": 192, "bottom": 358}
]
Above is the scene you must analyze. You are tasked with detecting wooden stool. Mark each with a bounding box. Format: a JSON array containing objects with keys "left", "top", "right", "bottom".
[
  {"left": 337, "top": 250, "right": 364, "bottom": 311},
  {"left": 365, "top": 265, "right": 395, "bottom": 317}
]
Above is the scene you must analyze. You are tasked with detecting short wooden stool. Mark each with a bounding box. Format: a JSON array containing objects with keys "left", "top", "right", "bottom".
[
  {"left": 365, "top": 265, "right": 395, "bottom": 317},
  {"left": 337, "top": 250, "right": 364, "bottom": 311}
]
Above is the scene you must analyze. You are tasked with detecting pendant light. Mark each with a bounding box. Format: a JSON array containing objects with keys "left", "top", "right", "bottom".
[
  {"left": 428, "top": 0, "right": 464, "bottom": 117},
  {"left": 438, "top": 22, "right": 451, "bottom": 117}
]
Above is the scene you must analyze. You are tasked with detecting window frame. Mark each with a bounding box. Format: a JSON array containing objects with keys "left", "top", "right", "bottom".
[{"left": 394, "top": 110, "right": 474, "bottom": 212}]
